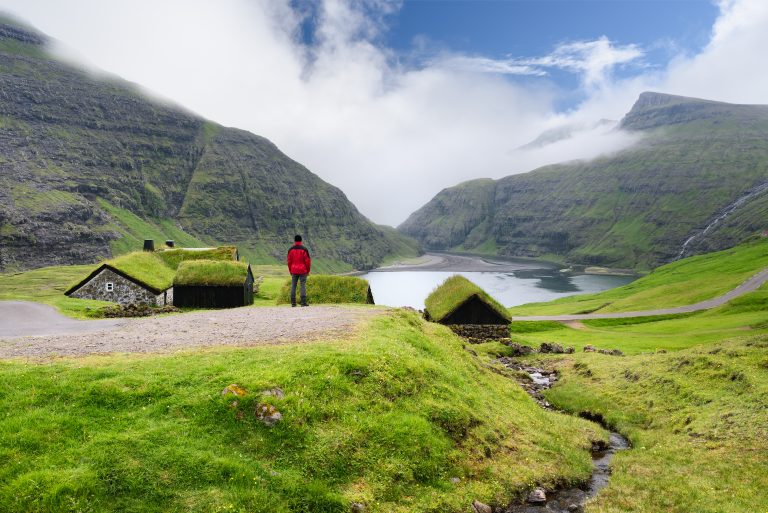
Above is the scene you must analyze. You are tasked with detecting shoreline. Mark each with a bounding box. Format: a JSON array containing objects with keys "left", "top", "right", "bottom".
[{"left": 367, "top": 252, "right": 640, "bottom": 277}]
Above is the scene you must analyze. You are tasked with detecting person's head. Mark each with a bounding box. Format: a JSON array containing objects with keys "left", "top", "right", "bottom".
[{"left": 294, "top": 235, "right": 302, "bottom": 243}]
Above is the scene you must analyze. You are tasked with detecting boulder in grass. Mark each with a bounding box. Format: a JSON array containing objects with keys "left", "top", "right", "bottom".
[
  {"left": 221, "top": 384, "right": 248, "bottom": 397},
  {"left": 540, "top": 342, "right": 565, "bottom": 354},
  {"left": 255, "top": 403, "right": 283, "bottom": 426},
  {"left": 584, "top": 345, "right": 597, "bottom": 352},
  {"left": 471, "top": 500, "right": 492, "bottom": 513},
  {"left": 527, "top": 487, "right": 547, "bottom": 504},
  {"left": 262, "top": 387, "right": 285, "bottom": 399}
]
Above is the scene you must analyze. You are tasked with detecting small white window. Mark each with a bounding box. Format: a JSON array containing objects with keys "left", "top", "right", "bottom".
[{"left": 106, "top": 282, "right": 114, "bottom": 292}]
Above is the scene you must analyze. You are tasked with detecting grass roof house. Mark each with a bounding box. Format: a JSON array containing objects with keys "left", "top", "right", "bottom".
[
  {"left": 65, "top": 246, "right": 239, "bottom": 307},
  {"left": 173, "top": 260, "right": 254, "bottom": 308},
  {"left": 65, "top": 252, "right": 176, "bottom": 306},
  {"left": 424, "top": 275, "right": 511, "bottom": 340},
  {"left": 277, "top": 275, "right": 374, "bottom": 305}
]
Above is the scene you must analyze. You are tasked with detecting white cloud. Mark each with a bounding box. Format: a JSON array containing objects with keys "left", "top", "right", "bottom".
[{"left": 0, "top": 0, "right": 767, "bottom": 225}]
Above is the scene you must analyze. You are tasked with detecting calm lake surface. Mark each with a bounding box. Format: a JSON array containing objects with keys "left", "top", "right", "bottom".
[{"left": 360, "top": 254, "right": 635, "bottom": 309}]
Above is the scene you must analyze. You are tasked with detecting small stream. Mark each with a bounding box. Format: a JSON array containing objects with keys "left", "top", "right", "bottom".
[{"left": 497, "top": 358, "right": 630, "bottom": 513}]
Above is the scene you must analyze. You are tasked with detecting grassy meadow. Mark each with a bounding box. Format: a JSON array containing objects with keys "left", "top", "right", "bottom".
[
  {"left": 1, "top": 236, "right": 767, "bottom": 512},
  {"left": 0, "top": 312, "right": 603, "bottom": 513},
  {"left": 541, "top": 335, "right": 768, "bottom": 513},
  {"left": 0, "top": 265, "right": 111, "bottom": 318},
  {"left": 508, "top": 237, "right": 768, "bottom": 316}
]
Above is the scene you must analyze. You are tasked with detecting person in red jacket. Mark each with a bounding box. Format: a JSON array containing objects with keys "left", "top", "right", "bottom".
[{"left": 287, "top": 234, "right": 311, "bottom": 307}]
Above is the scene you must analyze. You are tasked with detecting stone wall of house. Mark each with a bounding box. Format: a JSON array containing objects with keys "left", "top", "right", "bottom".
[
  {"left": 70, "top": 268, "right": 159, "bottom": 306},
  {"left": 449, "top": 324, "right": 510, "bottom": 342},
  {"left": 156, "top": 287, "right": 173, "bottom": 306}
]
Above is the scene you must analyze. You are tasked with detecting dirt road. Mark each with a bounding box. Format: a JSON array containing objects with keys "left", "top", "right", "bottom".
[{"left": 0, "top": 303, "right": 382, "bottom": 358}]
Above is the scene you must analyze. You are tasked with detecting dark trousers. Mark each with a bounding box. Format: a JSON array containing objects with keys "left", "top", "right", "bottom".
[{"left": 290, "top": 273, "right": 307, "bottom": 304}]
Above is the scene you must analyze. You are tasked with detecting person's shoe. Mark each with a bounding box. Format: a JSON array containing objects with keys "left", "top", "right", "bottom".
[
  {"left": 300, "top": 298, "right": 308, "bottom": 307},
  {"left": 291, "top": 302, "right": 297, "bottom": 307}
]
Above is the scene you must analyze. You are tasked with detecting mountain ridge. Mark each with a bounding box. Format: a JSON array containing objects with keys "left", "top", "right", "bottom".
[
  {"left": 0, "top": 19, "right": 419, "bottom": 272},
  {"left": 400, "top": 92, "right": 768, "bottom": 269}
]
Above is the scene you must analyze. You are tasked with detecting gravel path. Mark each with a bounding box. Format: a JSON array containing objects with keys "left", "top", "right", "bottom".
[
  {"left": 0, "top": 304, "right": 382, "bottom": 359},
  {"left": 0, "top": 302, "right": 126, "bottom": 338},
  {"left": 513, "top": 268, "right": 768, "bottom": 321}
]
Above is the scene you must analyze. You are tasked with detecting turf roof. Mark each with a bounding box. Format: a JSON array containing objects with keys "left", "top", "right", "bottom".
[
  {"left": 424, "top": 275, "right": 511, "bottom": 323},
  {"left": 174, "top": 260, "right": 251, "bottom": 287},
  {"left": 277, "top": 275, "right": 373, "bottom": 304},
  {"left": 156, "top": 246, "right": 237, "bottom": 269},
  {"left": 65, "top": 247, "right": 241, "bottom": 295}
]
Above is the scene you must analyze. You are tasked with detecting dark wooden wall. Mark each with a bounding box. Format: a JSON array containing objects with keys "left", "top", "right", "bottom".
[
  {"left": 441, "top": 296, "right": 509, "bottom": 325},
  {"left": 174, "top": 284, "right": 254, "bottom": 308}
]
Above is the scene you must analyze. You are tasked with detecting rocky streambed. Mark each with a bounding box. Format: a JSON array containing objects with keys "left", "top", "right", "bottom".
[{"left": 494, "top": 357, "right": 630, "bottom": 513}]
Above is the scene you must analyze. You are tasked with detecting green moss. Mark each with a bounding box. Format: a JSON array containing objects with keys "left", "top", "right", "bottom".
[
  {"left": 174, "top": 260, "right": 250, "bottom": 287},
  {"left": 424, "top": 275, "right": 511, "bottom": 323},
  {"left": 277, "top": 275, "right": 373, "bottom": 304}
]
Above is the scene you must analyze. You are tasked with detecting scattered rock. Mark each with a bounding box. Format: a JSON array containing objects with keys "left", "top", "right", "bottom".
[
  {"left": 451, "top": 324, "right": 510, "bottom": 342},
  {"left": 221, "top": 384, "right": 248, "bottom": 397},
  {"left": 255, "top": 403, "right": 283, "bottom": 426},
  {"left": 350, "top": 502, "right": 367, "bottom": 513},
  {"left": 450, "top": 477, "right": 461, "bottom": 484},
  {"left": 583, "top": 345, "right": 596, "bottom": 352},
  {"left": 262, "top": 387, "right": 285, "bottom": 399},
  {"left": 598, "top": 348, "right": 624, "bottom": 356},
  {"left": 540, "top": 342, "right": 565, "bottom": 354},
  {"left": 502, "top": 342, "right": 535, "bottom": 356},
  {"left": 471, "top": 500, "right": 493, "bottom": 513},
  {"left": 102, "top": 304, "right": 179, "bottom": 318},
  {"left": 565, "top": 346, "right": 575, "bottom": 354},
  {"left": 527, "top": 487, "right": 547, "bottom": 504},
  {"left": 229, "top": 400, "right": 239, "bottom": 409}
]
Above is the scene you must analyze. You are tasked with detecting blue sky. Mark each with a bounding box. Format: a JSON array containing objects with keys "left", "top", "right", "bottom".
[
  {"left": 295, "top": 0, "right": 721, "bottom": 109},
  {"left": 392, "top": 1, "right": 717, "bottom": 97},
  {"left": 3, "top": 0, "right": 766, "bottom": 224}
]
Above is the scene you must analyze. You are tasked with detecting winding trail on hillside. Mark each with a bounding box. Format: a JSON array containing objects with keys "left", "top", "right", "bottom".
[
  {"left": 512, "top": 267, "right": 768, "bottom": 321},
  {"left": 0, "top": 302, "right": 381, "bottom": 358}
]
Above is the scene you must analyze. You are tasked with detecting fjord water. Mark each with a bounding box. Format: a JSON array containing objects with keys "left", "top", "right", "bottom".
[{"left": 361, "top": 255, "right": 634, "bottom": 309}]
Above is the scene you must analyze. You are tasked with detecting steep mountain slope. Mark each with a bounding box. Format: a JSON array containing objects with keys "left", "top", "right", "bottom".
[
  {"left": 400, "top": 92, "right": 768, "bottom": 269},
  {"left": 0, "top": 19, "right": 418, "bottom": 272}
]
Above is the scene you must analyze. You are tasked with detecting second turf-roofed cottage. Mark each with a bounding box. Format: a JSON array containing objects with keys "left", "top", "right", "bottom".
[
  {"left": 173, "top": 260, "right": 255, "bottom": 308},
  {"left": 424, "top": 275, "right": 511, "bottom": 340}
]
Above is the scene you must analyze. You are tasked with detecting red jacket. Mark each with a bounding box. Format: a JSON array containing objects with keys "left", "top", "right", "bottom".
[{"left": 287, "top": 243, "right": 311, "bottom": 275}]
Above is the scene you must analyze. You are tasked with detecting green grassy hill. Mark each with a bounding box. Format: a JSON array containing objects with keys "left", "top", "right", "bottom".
[
  {"left": 0, "top": 312, "right": 603, "bottom": 513},
  {"left": 0, "top": 19, "right": 419, "bottom": 273},
  {"left": 508, "top": 236, "right": 768, "bottom": 316},
  {"left": 400, "top": 92, "right": 768, "bottom": 269}
]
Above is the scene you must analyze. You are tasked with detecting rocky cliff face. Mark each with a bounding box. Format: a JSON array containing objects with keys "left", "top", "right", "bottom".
[
  {"left": 400, "top": 92, "right": 768, "bottom": 269},
  {"left": 0, "top": 20, "right": 418, "bottom": 272}
]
